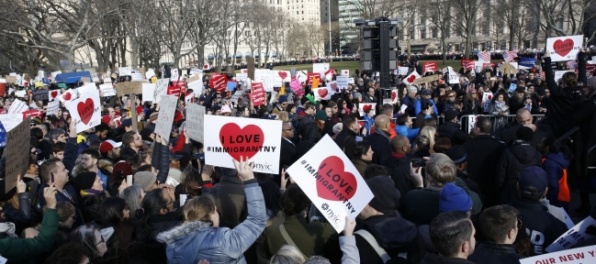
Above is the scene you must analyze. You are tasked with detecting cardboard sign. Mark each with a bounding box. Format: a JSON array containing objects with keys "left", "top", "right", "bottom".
[
  {"left": 155, "top": 79, "right": 169, "bottom": 103},
  {"left": 185, "top": 104, "right": 205, "bottom": 143},
  {"left": 359, "top": 103, "right": 377, "bottom": 117},
  {"left": 0, "top": 114, "right": 23, "bottom": 131},
  {"left": 546, "top": 35, "right": 584, "bottom": 62},
  {"left": 99, "top": 84, "right": 116, "bottom": 97},
  {"left": 423, "top": 62, "right": 438, "bottom": 73},
  {"left": 402, "top": 71, "right": 421, "bottom": 85},
  {"left": 65, "top": 83, "right": 101, "bottom": 133},
  {"left": 8, "top": 99, "right": 28, "bottom": 114},
  {"left": 31, "top": 89, "right": 48, "bottom": 101},
  {"left": 4, "top": 76, "right": 17, "bottom": 84},
  {"left": 4, "top": 117, "right": 30, "bottom": 191},
  {"left": 154, "top": 95, "right": 178, "bottom": 143},
  {"left": 413, "top": 75, "right": 440, "bottom": 85},
  {"left": 250, "top": 82, "right": 266, "bottom": 107},
  {"left": 286, "top": 135, "right": 373, "bottom": 233},
  {"left": 314, "top": 87, "right": 334, "bottom": 101},
  {"left": 115, "top": 81, "right": 144, "bottom": 96},
  {"left": 210, "top": 74, "right": 227, "bottom": 91},
  {"left": 500, "top": 63, "right": 518, "bottom": 75},
  {"left": 521, "top": 245, "right": 596, "bottom": 264},
  {"left": 47, "top": 100, "right": 60, "bottom": 116},
  {"left": 546, "top": 216, "right": 596, "bottom": 253},
  {"left": 313, "top": 63, "right": 330, "bottom": 77},
  {"left": 203, "top": 115, "right": 282, "bottom": 174},
  {"left": 336, "top": 75, "right": 349, "bottom": 90}
]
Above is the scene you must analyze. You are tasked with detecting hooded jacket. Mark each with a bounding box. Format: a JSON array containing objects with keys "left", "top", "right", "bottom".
[
  {"left": 542, "top": 152, "right": 570, "bottom": 205},
  {"left": 157, "top": 183, "right": 266, "bottom": 264},
  {"left": 496, "top": 140, "right": 542, "bottom": 203}
]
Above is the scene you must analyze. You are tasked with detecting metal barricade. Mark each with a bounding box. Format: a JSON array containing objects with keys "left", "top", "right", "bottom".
[{"left": 458, "top": 114, "right": 546, "bottom": 135}]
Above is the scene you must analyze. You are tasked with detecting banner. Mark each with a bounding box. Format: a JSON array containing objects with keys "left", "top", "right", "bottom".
[
  {"left": 154, "top": 95, "right": 178, "bottom": 143},
  {"left": 4, "top": 117, "right": 31, "bottom": 191},
  {"left": 185, "top": 104, "right": 205, "bottom": 143},
  {"left": 423, "top": 62, "right": 438, "bottom": 73},
  {"left": 250, "top": 82, "right": 266, "bottom": 107},
  {"left": 519, "top": 57, "right": 537, "bottom": 68},
  {"left": 286, "top": 135, "right": 373, "bottom": 233},
  {"left": 546, "top": 35, "right": 584, "bottom": 62},
  {"left": 521, "top": 245, "right": 596, "bottom": 264},
  {"left": 546, "top": 216, "right": 596, "bottom": 253},
  {"left": 203, "top": 115, "right": 282, "bottom": 174},
  {"left": 65, "top": 83, "right": 101, "bottom": 133}
]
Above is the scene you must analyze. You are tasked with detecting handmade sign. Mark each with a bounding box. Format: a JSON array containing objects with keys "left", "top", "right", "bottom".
[
  {"left": 230, "top": 90, "right": 245, "bottom": 105},
  {"left": 546, "top": 35, "right": 584, "bottom": 62},
  {"left": 545, "top": 216, "right": 596, "bottom": 253},
  {"left": 4, "top": 117, "right": 31, "bottom": 191},
  {"left": 142, "top": 83, "right": 156, "bottom": 103},
  {"left": 32, "top": 89, "right": 49, "bottom": 101},
  {"left": 22, "top": 109, "right": 43, "bottom": 120},
  {"left": 444, "top": 67, "right": 459, "bottom": 84},
  {"left": 413, "top": 74, "right": 440, "bottom": 85},
  {"left": 209, "top": 74, "right": 227, "bottom": 91},
  {"left": 391, "top": 89, "right": 399, "bottom": 104},
  {"left": 423, "top": 62, "right": 438, "bottom": 73},
  {"left": 254, "top": 69, "right": 274, "bottom": 91},
  {"left": 155, "top": 79, "right": 169, "bottom": 103},
  {"left": 185, "top": 104, "right": 205, "bottom": 143},
  {"left": 307, "top": 72, "right": 321, "bottom": 86},
  {"left": 115, "top": 81, "right": 144, "bottom": 96},
  {"left": 0, "top": 114, "right": 23, "bottom": 132},
  {"left": 187, "top": 73, "right": 204, "bottom": 94},
  {"left": 314, "top": 87, "right": 334, "bottom": 101},
  {"left": 397, "top": 66, "right": 409, "bottom": 76},
  {"left": 286, "top": 135, "right": 373, "bottom": 233},
  {"left": 500, "top": 63, "right": 518, "bottom": 75},
  {"left": 461, "top": 59, "right": 475, "bottom": 71},
  {"left": 154, "top": 95, "right": 178, "bottom": 143},
  {"left": 521, "top": 245, "right": 596, "bottom": 264},
  {"left": 145, "top": 69, "right": 156, "bottom": 79},
  {"left": 170, "top": 68, "right": 179, "bottom": 81},
  {"left": 250, "top": 82, "right": 266, "bottom": 107},
  {"left": 203, "top": 115, "right": 282, "bottom": 174},
  {"left": 64, "top": 83, "right": 101, "bottom": 133},
  {"left": 359, "top": 103, "right": 377, "bottom": 117},
  {"left": 8, "top": 99, "right": 28, "bottom": 114},
  {"left": 189, "top": 68, "right": 202, "bottom": 76},
  {"left": 519, "top": 57, "right": 537, "bottom": 68},
  {"left": 235, "top": 73, "right": 248, "bottom": 84},
  {"left": 119, "top": 67, "right": 132, "bottom": 76},
  {"left": 47, "top": 100, "right": 60, "bottom": 116},
  {"left": 5, "top": 76, "right": 17, "bottom": 84},
  {"left": 99, "top": 84, "right": 116, "bottom": 97},
  {"left": 313, "top": 63, "right": 330, "bottom": 77},
  {"left": 402, "top": 71, "right": 421, "bottom": 85},
  {"left": 336, "top": 75, "right": 349, "bottom": 90},
  {"left": 341, "top": 69, "right": 349, "bottom": 76}
]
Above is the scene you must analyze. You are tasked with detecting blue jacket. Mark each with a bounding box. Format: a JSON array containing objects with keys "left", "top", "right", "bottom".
[
  {"left": 542, "top": 152, "right": 570, "bottom": 204},
  {"left": 414, "top": 98, "right": 438, "bottom": 116},
  {"left": 157, "top": 183, "right": 266, "bottom": 264},
  {"left": 395, "top": 125, "right": 419, "bottom": 142},
  {"left": 362, "top": 114, "right": 374, "bottom": 136}
]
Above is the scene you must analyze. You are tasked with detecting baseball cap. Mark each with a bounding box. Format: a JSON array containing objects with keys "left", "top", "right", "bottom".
[
  {"left": 99, "top": 140, "right": 122, "bottom": 154},
  {"left": 519, "top": 166, "right": 548, "bottom": 194}
]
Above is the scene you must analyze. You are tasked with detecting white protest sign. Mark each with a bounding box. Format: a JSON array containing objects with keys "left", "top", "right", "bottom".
[
  {"left": 65, "top": 83, "right": 102, "bottom": 133},
  {"left": 254, "top": 69, "right": 274, "bottom": 92},
  {"left": 336, "top": 75, "right": 349, "bottom": 90},
  {"left": 271, "top": 71, "right": 284, "bottom": 88},
  {"left": 314, "top": 87, "right": 334, "bottom": 101},
  {"left": 4, "top": 117, "right": 31, "bottom": 191},
  {"left": 46, "top": 100, "right": 60, "bottom": 117},
  {"left": 467, "top": 115, "right": 477, "bottom": 134},
  {"left": 546, "top": 216, "right": 596, "bottom": 253},
  {"left": 521, "top": 245, "right": 596, "bottom": 264},
  {"left": 235, "top": 73, "right": 248, "bottom": 83},
  {"left": 398, "top": 66, "right": 409, "bottom": 76},
  {"left": 358, "top": 103, "right": 376, "bottom": 117},
  {"left": 155, "top": 79, "right": 169, "bottom": 103},
  {"left": 348, "top": 78, "right": 355, "bottom": 84},
  {"left": 187, "top": 77, "right": 204, "bottom": 94},
  {"left": 8, "top": 99, "right": 28, "bottom": 114},
  {"left": 0, "top": 114, "right": 23, "bottom": 131},
  {"left": 170, "top": 68, "right": 179, "bottom": 81},
  {"left": 203, "top": 115, "right": 282, "bottom": 174},
  {"left": 546, "top": 35, "right": 584, "bottom": 62},
  {"left": 14, "top": 90, "right": 26, "bottom": 98},
  {"left": 481, "top": 91, "right": 493, "bottom": 105},
  {"left": 119, "top": 67, "right": 132, "bottom": 76},
  {"left": 554, "top": 71, "right": 574, "bottom": 82},
  {"left": 145, "top": 69, "right": 156, "bottom": 79},
  {"left": 142, "top": 83, "right": 157, "bottom": 103},
  {"left": 313, "top": 63, "right": 330, "bottom": 77},
  {"left": 444, "top": 67, "right": 460, "bottom": 84},
  {"left": 99, "top": 84, "right": 116, "bottom": 97},
  {"left": 154, "top": 95, "right": 178, "bottom": 143},
  {"left": 286, "top": 135, "right": 373, "bottom": 233},
  {"left": 185, "top": 104, "right": 205, "bottom": 143},
  {"left": 190, "top": 68, "right": 202, "bottom": 76}
]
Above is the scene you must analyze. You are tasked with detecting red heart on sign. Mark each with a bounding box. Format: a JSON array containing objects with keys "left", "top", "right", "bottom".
[
  {"left": 316, "top": 156, "right": 357, "bottom": 201},
  {"left": 391, "top": 90, "right": 397, "bottom": 101},
  {"left": 219, "top": 123, "right": 265, "bottom": 161},
  {"left": 406, "top": 75, "right": 417, "bottom": 83},
  {"left": 318, "top": 88, "right": 328, "bottom": 98},
  {"left": 278, "top": 71, "right": 288, "bottom": 80},
  {"left": 62, "top": 92, "right": 72, "bottom": 101},
  {"left": 553, "top": 39, "right": 574, "bottom": 57},
  {"left": 50, "top": 90, "right": 58, "bottom": 99},
  {"left": 77, "top": 98, "right": 95, "bottom": 125}
]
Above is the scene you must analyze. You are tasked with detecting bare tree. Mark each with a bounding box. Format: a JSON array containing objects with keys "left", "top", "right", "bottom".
[
  {"left": 423, "top": 0, "right": 451, "bottom": 63},
  {"left": 451, "top": 0, "right": 480, "bottom": 57},
  {"left": 346, "top": 0, "right": 405, "bottom": 19}
]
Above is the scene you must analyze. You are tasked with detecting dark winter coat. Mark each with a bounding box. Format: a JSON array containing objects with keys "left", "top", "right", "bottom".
[
  {"left": 496, "top": 141, "right": 542, "bottom": 203},
  {"left": 463, "top": 135, "right": 506, "bottom": 207},
  {"left": 468, "top": 242, "right": 521, "bottom": 264}
]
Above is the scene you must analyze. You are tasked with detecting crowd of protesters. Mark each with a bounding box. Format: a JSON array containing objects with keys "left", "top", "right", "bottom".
[{"left": 0, "top": 48, "right": 595, "bottom": 264}]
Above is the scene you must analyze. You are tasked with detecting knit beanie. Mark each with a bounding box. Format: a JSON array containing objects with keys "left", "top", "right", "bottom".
[
  {"left": 134, "top": 171, "right": 156, "bottom": 192},
  {"left": 439, "top": 183, "right": 473, "bottom": 213}
]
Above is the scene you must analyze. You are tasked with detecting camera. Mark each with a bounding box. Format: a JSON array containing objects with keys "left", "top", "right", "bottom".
[{"left": 411, "top": 158, "right": 427, "bottom": 168}]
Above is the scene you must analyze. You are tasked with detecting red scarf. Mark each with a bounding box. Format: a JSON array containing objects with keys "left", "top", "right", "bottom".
[{"left": 391, "top": 152, "right": 406, "bottom": 159}]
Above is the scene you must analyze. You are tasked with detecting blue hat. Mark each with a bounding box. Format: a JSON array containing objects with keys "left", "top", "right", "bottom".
[
  {"left": 439, "top": 183, "right": 473, "bottom": 213},
  {"left": 519, "top": 166, "right": 548, "bottom": 193},
  {"left": 121, "top": 118, "right": 132, "bottom": 128},
  {"left": 278, "top": 95, "right": 288, "bottom": 103}
]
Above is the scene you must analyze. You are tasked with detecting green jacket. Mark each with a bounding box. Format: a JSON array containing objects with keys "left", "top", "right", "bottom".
[
  {"left": 265, "top": 213, "right": 336, "bottom": 258},
  {"left": 0, "top": 209, "right": 58, "bottom": 264}
]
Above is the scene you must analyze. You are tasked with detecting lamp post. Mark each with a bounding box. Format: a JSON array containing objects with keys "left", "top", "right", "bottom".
[{"left": 328, "top": 0, "right": 332, "bottom": 56}]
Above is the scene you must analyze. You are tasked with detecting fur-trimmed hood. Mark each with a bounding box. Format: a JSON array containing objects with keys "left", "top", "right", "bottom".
[{"left": 156, "top": 220, "right": 212, "bottom": 244}]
